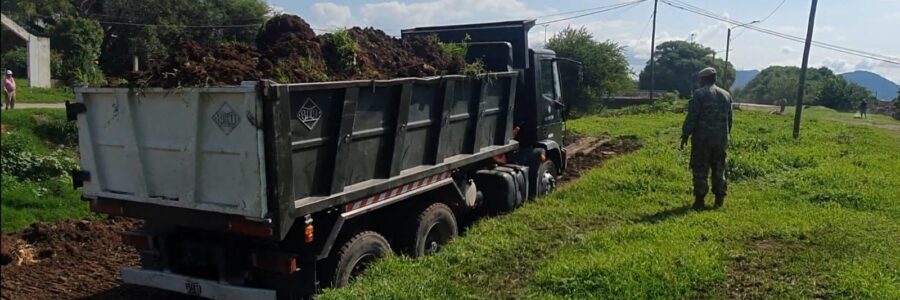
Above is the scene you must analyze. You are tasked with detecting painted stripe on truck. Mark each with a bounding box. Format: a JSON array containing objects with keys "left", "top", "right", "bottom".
[{"left": 344, "top": 172, "right": 451, "bottom": 213}]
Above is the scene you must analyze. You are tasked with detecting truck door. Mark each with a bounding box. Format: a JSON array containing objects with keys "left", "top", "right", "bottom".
[{"left": 537, "top": 57, "right": 565, "bottom": 147}]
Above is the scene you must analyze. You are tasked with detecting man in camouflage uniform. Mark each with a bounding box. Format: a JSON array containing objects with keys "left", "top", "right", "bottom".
[{"left": 681, "top": 67, "right": 733, "bottom": 209}]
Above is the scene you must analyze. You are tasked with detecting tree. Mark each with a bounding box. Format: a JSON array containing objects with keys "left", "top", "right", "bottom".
[
  {"left": 546, "top": 26, "right": 632, "bottom": 114},
  {"left": 740, "top": 65, "right": 874, "bottom": 111},
  {"left": 741, "top": 66, "right": 817, "bottom": 104},
  {"left": 638, "top": 40, "right": 735, "bottom": 97},
  {"left": 84, "top": 0, "right": 270, "bottom": 76},
  {"left": 0, "top": 0, "right": 75, "bottom": 35},
  {"left": 51, "top": 17, "right": 105, "bottom": 84}
]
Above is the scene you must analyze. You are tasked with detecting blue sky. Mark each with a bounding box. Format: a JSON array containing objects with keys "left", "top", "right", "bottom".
[{"left": 268, "top": 0, "right": 900, "bottom": 84}]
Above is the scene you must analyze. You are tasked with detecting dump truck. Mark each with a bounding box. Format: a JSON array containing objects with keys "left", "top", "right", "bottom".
[{"left": 68, "top": 20, "right": 578, "bottom": 299}]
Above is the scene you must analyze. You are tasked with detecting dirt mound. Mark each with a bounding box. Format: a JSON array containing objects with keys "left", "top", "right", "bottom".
[
  {"left": 142, "top": 41, "right": 261, "bottom": 88},
  {"left": 126, "top": 14, "right": 472, "bottom": 87},
  {"left": 402, "top": 34, "right": 466, "bottom": 76},
  {"left": 256, "top": 14, "right": 317, "bottom": 49},
  {"left": 256, "top": 14, "right": 329, "bottom": 83},
  {"left": 0, "top": 217, "right": 176, "bottom": 300}
]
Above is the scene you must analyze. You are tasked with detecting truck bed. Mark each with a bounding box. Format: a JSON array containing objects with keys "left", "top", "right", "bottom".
[{"left": 73, "top": 71, "right": 520, "bottom": 239}]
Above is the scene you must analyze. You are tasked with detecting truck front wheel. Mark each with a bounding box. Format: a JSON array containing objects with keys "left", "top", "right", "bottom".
[
  {"left": 410, "top": 202, "right": 458, "bottom": 257},
  {"left": 331, "top": 231, "right": 391, "bottom": 287},
  {"left": 535, "top": 159, "right": 558, "bottom": 197}
]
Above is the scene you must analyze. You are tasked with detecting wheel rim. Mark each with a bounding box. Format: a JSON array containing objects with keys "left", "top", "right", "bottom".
[
  {"left": 423, "top": 221, "right": 452, "bottom": 255},
  {"left": 349, "top": 253, "right": 377, "bottom": 279},
  {"left": 540, "top": 168, "right": 557, "bottom": 195}
]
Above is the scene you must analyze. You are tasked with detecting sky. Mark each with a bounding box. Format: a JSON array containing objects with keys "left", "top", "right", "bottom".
[{"left": 267, "top": 0, "right": 900, "bottom": 85}]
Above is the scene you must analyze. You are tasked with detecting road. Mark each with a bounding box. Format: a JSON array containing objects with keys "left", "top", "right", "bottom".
[{"left": 9, "top": 103, "right": 66, "bottom": 109}]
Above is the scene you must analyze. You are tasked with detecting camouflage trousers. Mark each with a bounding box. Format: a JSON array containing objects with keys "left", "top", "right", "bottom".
[{"left": 690, "top": 142, "right": 727, "bottom": 197}]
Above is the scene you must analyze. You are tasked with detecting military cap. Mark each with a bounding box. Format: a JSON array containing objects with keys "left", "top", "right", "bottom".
[{"left": 698, "top": 67, "right": 717, "bottom": 77}]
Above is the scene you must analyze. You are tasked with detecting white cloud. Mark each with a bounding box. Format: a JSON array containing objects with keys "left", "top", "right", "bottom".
[
  {"left": 359, "top": 0, "right": 549, "bottom": 30},
  {"left": 311, "top": 2, "right": 354, "bottom": 28}
]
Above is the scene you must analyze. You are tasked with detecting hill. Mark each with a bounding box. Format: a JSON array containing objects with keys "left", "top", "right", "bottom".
[
  {"left": 731, "top": 69, "right": 759, "bottom": 90},
  {"left": 840, "top": 70, "right": 898, "bottom": 101}
]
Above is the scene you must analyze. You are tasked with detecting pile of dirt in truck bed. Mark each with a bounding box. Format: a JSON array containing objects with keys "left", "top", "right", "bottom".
[
  {"left": 134, "top": 14, "right": 466, "bottom": 87},
  {"left": 136, "top": 41, "right": 261, "bottom": 88},
  {"left": 0, "top": 217, "right": 181, "bottom": 300}
]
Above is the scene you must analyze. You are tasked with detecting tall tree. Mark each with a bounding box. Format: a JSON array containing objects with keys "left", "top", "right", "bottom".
[
  {"left": 546, "top": 26, "right": 632, "bottom": 114},
  {"left": 0, "top": 0, "right": 75, "bottom": 35},
  {"left": 83, "top": 0, "right": 270, "bottom": 76},
  {"left": 637, "top": 40, "right": 734, "bottom": 97}
]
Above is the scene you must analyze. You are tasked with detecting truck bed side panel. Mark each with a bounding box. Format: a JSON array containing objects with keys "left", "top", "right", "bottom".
[
  {"left": 75, "top": 87, "right": 267, "bottom": 219},
  {"left": 269, "top": 73, "right": 519, "bottom": 220}
]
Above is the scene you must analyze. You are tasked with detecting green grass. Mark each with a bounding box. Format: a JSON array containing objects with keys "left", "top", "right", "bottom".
[
  {"left": 1, "top": 109, "right": 91, "bottom": 232},
  {"left": 7, "top": 78, "right": 74, "bottom": 103},
  {"left": 320, "top": 107, "right": 900, "bottom": 299}
]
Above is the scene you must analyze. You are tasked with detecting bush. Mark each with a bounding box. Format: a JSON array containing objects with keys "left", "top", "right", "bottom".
[
  {"left": 50, "top": 17, "right": 105, "bottom": 85},
  {"left": 0, "top": 133, "right": 78, "bottom": 181},
  {"left": 2, "top": 47, "right": 28, "bottom": 76}
]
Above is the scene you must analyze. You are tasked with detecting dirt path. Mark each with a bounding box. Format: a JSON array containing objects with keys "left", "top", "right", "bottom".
[{"left": 7, "top": 103, "right": 65, "bottom": 109}]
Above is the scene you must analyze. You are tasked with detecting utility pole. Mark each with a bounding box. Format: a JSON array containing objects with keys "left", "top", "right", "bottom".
[
  {"left": 724, "top": 28, "right": 731, "bottom": 87},
  {"left": 724, "top": 20, "right": 759, "bottom": 91},
  {"left": 793, "top": 0, "right": 818, "bottom": 139},
  {"left": 650, "top": 0, "right": 658, "bottom": 102}
]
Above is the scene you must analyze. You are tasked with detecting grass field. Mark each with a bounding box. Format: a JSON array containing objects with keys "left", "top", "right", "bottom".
[
  {"left": 5, "top": 78, "right": 74, "bottom": 104},
  {"left": 0, "top": 109, "right": 91, "bottom": 232},
  {"left": 320, "top": 106, "right": 900, "bottom": 299}
]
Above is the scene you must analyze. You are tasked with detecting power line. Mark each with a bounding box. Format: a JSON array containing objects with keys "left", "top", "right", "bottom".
[
  {"left": 536, "top": 0, "right": 646, "bottom": 26},
  {"left": 95, "top": 20, "right": 262, "bottom": 28},
  {"left": 661, "top": 0, "right": 900, "bottom": 65},
  {"left": 731, "top": 0, "right": 786, "bottom": 41},
  {"left": 667, "top": 0, "right": 892, "bottom": 60},
  {"left": 760, "top": 0, "right": 787, "bottom": 23},
  {"left": 535, "top": 0, "right": 622, "bottom": 19}
]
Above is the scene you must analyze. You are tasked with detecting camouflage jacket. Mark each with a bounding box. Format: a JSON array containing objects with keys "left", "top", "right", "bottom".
[{"left": 682, "top": 84, "right": 733, "bottom": 145}]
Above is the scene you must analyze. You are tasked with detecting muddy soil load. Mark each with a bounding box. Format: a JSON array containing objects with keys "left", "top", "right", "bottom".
[
  {"left": 140, "top": 41, "right": 261, "bottom": 88},
  {"left": 256, "top": 14, "right": 328, "bottom": 83},
  {"left": 135, "top": 14, "right": 467, "bottom": 87}
]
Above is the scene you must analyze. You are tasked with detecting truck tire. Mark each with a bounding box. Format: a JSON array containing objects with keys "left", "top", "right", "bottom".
[
  {"left": 535, "top": 159, "right": 558, "bottom": 197},
  {"left": 331, "top": 231, "right": 391, "bottom": 288},
  {"left": 410, "top": 202, "right": 458, "bottom": 257}
]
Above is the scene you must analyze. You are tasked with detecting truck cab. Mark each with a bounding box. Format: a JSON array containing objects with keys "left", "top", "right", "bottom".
[{"left": 403, "top": 19, "right": 577, "bottom": 196}]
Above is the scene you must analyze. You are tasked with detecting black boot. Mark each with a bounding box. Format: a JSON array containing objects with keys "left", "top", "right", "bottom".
[
  {"left": 692, "top": 195, "right": 706, "bottom": 210},
  {"left": 714, "top": 194, "right": 725, "bottom": 208}
]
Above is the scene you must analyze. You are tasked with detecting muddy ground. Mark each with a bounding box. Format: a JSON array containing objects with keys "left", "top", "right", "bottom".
[{"left": 0, "top": 135, "right": 639, "bottom": 300}]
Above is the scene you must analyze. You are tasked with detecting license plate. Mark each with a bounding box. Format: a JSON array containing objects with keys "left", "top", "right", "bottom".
[{"left": 185, "top": 279, "right": 203, "bottom": 296}]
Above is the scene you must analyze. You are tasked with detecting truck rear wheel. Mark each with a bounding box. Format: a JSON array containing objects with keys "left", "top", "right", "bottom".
[
  {"left": 331, "top": 231, "right": 391, "bottom": 288},
  {"left": 410, "top": 202, "right": 458, "bottom": 257}
]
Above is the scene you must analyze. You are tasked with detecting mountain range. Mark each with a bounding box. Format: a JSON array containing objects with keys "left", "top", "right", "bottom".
[
  {"left": 839, "top": 71, "right": 898, "bottom": 100},
  {"left": 732, "top": 69, "right": 898, "bottom": 101}
]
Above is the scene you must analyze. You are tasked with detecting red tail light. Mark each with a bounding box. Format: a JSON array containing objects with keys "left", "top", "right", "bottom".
[
  {"left": 121, "top": 231, "right": 155, "bottom": 250},
  {"left": 228, "top": 218, "right": 273, "bottom": 238},
  {"left": 252, "top": 252, "right": 298, "bottom": 274},
  {"left": 304, "top": 224, "right": 314, "bottom": 243},
  {"left": 91, "top": 200, "right": 123, "bottom": 216}
]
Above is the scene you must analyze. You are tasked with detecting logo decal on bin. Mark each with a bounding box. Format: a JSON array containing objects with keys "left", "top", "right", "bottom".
[
  {"left": 211, "top": 102, "right": 242, "bottom": 135},
  {"left": 298, "top": 98, "right": 322, "bottom": 130},
  {"left": 184, "top": 279, "right": 202, "bottom": 296}
]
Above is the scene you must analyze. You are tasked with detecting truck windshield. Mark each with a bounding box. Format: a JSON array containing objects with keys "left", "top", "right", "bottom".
[{"left": 540, "top": 60, "right": 559, "bottom": 100}]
